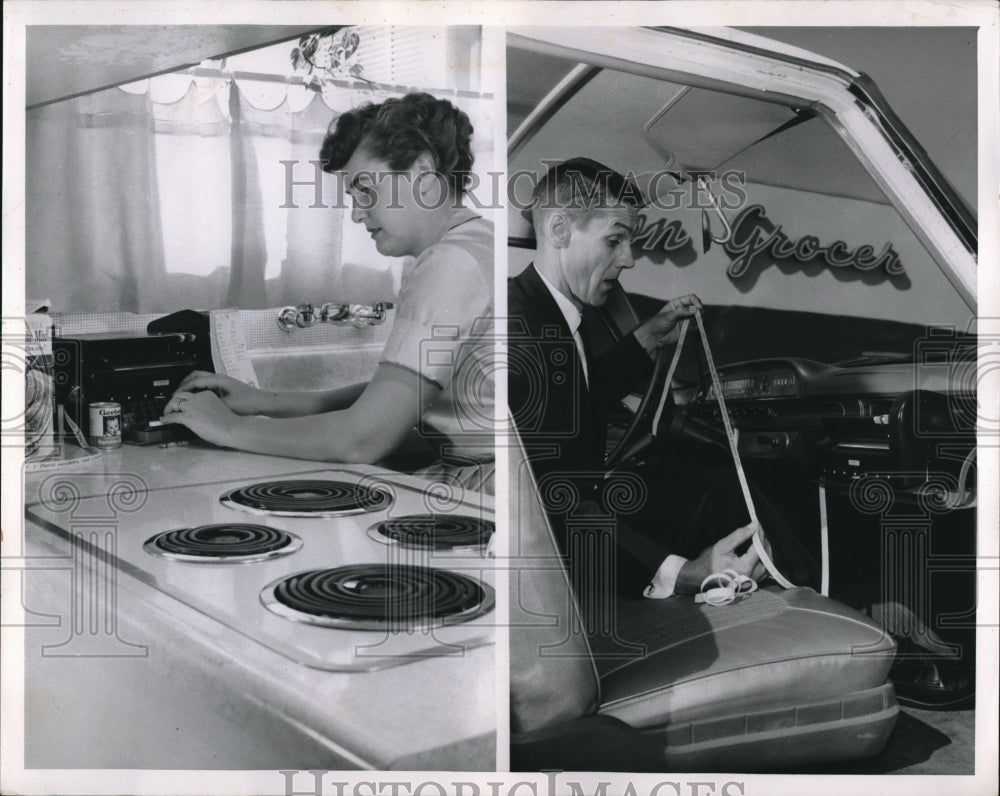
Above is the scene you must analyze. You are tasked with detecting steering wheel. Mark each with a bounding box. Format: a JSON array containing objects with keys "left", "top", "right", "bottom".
[
  {"left": 605, "top": 342, "right": 671, "bottom": 471},
  {"left": 601, "top": 284, "right": 710, "bottom": 470}
]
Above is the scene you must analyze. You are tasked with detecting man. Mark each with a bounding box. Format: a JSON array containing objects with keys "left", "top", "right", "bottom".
[
  {"left": 509, "top": 158, "right": 770, "bottom": 600},
  {"left": 509, "top": 158, "right": 972, "bottom": 709}
]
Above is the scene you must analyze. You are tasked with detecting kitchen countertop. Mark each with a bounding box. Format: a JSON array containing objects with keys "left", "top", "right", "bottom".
[{"left": 17, "top": 439, "right": 498, "bottom": 771}]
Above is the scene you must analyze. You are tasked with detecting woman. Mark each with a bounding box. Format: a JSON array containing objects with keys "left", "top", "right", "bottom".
[{"left": 162, "top": 93, "right": 494, "bottom": 491}]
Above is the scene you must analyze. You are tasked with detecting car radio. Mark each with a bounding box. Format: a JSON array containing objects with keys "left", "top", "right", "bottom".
[
  {"left": 53, "top": 330, "right": 214, "bottom": 444},
  {"left": 817, "top": 389, "right": 976, "bottom": 495}
]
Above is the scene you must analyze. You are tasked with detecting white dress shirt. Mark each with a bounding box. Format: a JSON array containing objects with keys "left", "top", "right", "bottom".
[{"left": 535, "top": 270, "right": 589, "bottom": 388}]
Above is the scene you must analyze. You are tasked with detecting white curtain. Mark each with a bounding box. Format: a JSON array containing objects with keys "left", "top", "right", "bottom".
[
  {"left": 26, "top": 74, "right": 493, "bottom": 313},
  {"left": 27, "top": 88, "right": 169, "bottom": 312}
]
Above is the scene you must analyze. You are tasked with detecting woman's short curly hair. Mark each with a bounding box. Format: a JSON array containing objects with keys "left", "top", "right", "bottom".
[{"left": 320, "top": 92, "right": 475, "bottom": 195}]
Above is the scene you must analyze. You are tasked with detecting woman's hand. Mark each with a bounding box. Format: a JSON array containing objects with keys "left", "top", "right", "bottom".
[
  {"left": 634, "top": 294, "right": 703, "bottom": 352},
  {"left": 161, "top": 389, "right": 241, "bottom": 447},
  {"left": 172, "top": 371, "right": 268, "bottom": 416},
  {"left": 157, "top": 363, "right": 438, "bottom": 464}
]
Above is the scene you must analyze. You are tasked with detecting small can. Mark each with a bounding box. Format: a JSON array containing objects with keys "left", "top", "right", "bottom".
[{"left": 88, "top": 402, "right": 122, "bottom": 449}]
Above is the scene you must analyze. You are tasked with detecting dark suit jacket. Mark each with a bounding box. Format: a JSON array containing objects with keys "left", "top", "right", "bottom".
[{"left": 508, "top": 263, "right": 662, "bottom": 593}]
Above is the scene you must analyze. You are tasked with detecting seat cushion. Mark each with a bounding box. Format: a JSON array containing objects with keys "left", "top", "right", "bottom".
[
  {"left": 653, "top": 682, "right": 898, "bottom": 771},
  {"left": 596, "top": 586, "right": 896, "bottom": 728}
]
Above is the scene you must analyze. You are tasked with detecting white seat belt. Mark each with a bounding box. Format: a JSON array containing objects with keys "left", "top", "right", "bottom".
[
  {"left": 651, "top": 317, "right": 688, "bottom": 435},
  {"left": 652, "top": 310, "right": 802, "bottom": 590},
  {"left": 818, "top": 482, "right": 830, "bottom": 596}
]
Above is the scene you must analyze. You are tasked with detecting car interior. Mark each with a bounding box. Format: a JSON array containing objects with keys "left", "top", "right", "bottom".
[{"left": 506, "top": 27, "right": 977, "bottom": 772}]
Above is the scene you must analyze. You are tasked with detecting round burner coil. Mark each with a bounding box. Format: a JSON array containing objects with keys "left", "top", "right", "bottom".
[
  {"left": 221, "top": 479, "right": 392, "bottom": 517},
  {"left": 261, "top": 564, "right": 494, "bottom": 629},
  {"left": 369, "top": 514, "right": 494, "bottom": 550},
  {"left": 144, "top": 523, "right": 302, "bottom": 563}
]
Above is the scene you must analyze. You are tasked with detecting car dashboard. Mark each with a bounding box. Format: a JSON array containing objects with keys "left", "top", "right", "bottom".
[{"left": 685, "top": 352, "right": 977, "bottom": 498}]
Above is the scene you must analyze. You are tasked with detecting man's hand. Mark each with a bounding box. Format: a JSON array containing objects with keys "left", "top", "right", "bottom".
[
  {"left": 674, "top": 521, "right": 766, "bottom": 594},
  {"left": 633, "top": 294, "right": 703, "bottom": 353}
]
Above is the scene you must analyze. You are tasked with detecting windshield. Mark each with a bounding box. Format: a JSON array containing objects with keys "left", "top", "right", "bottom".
[{"left": 507, "top": 33, "right": 976, "bottom": 338}]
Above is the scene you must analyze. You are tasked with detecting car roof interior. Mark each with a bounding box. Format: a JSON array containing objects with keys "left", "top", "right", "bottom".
[{"left": 508, "top": 47, "right": 890, "bottom": 207}]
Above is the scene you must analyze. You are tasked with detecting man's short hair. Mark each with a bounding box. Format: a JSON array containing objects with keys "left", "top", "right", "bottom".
[{"left": 531, "top": 157, "right": 646, "bottom": 230}]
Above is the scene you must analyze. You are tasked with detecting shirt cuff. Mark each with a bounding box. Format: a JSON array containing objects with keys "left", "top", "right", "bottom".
[{"left": 643, "top": 555, "right": 688, "bottom": 599}]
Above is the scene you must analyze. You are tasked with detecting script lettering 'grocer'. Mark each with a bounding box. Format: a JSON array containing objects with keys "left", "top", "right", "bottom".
[{"left": 722, "top": 205, "right": 905, "bottom": 279}]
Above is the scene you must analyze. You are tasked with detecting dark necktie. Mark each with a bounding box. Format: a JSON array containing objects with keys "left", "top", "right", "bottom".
[{"left": 576, "top": 319, "right": 593, "bottom": 390}]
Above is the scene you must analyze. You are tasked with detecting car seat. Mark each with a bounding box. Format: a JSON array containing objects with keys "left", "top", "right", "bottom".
[{"left": 509, "top": 427, "right": 899, "bottom": 772}]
